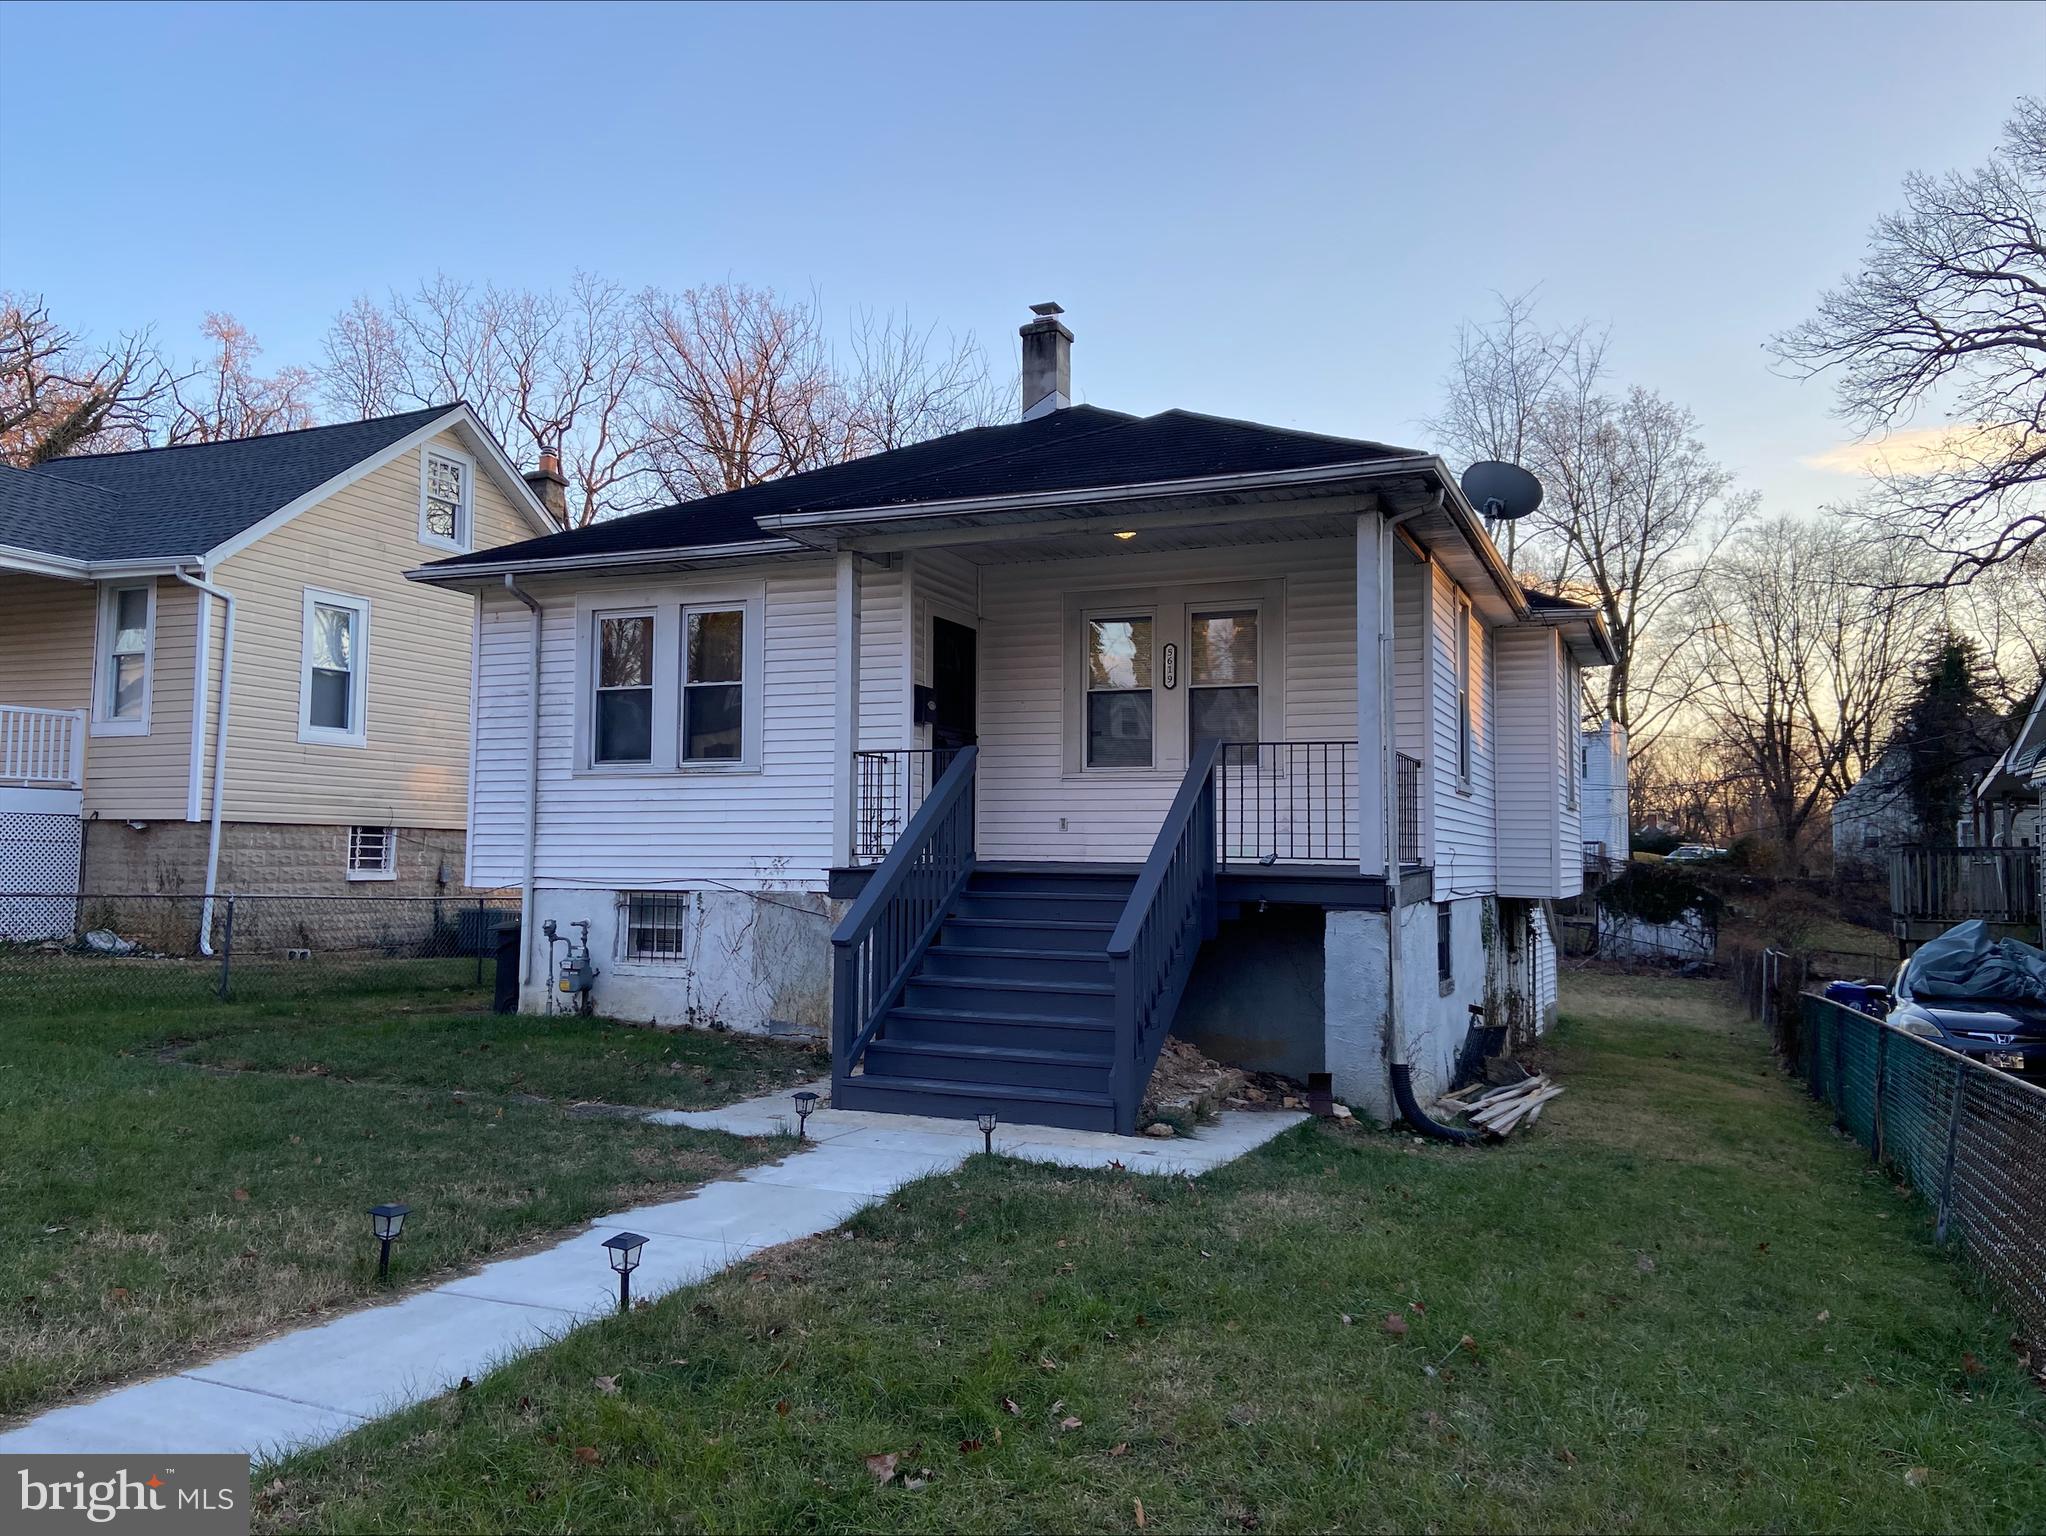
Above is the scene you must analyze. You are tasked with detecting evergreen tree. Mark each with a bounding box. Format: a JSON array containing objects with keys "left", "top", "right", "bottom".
[{"left": 1893, "top": 630, "right": 1998, "bottom": 844}]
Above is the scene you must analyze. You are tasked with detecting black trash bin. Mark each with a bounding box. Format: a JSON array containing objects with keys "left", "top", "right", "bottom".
[{"left": 493, "top": 919, "right": 521, "bottom": 1014}]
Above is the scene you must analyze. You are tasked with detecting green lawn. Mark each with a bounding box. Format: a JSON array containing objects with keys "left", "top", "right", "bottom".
[
  {"left": 0, "top": 972, "right": 820, "bottom": 1421},
  {"left": 254, "top": 971, "right": 2046, "bottom": 1534}
]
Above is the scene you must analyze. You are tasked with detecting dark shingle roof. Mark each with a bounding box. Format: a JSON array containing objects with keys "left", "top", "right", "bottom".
[
  {"left": 1522, "top": 587, "right": 1598, "bottom": 614},
  {"left": 1, "top": 406, "right": 457, "bottom": 563},
  {"left": 427, "top": 407, "right": 1419, "bottom": 570}
]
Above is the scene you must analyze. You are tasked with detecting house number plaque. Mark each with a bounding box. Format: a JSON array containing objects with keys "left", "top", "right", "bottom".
[{"left": 1162, "top": 642, "right": 1179, "bottom": 690}]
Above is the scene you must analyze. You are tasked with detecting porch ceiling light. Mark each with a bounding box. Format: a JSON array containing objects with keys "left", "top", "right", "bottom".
[
  {"left": 369, "top": 1202, "right": 410, "bottom": 1281},
  {"left": 1112, "top": 530, "right": 1137, "bottom": 540},
  {"left": 603, "top": 1230, "right": 648, "bottom": 1313}
]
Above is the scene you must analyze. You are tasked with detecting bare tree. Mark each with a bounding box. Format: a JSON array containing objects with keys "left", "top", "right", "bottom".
[
  {"left": 164, "top": 313, "right": 315, "bottom": 444},
  {"left": 1430, "top": 295, "right": 1748, "bottom": 746},
  {"left": 1773, "top": 96, "right": 2046, "bottom": 579},
  {"left": 1685, "top": 516, "right": 1928, "bottom": 852},
  {"left": 838, "top": 309, "right": 1005, "bottom": 456},
  {"left": 0, "top": 293, "right": 167, "bottom": 465},
  {"left": 318, "top": 295, "right": 407, "bottom": 420}
]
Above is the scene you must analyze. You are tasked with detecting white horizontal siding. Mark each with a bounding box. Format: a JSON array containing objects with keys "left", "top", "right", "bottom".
[
  {"left": 1494, "top": 626, "right": 1562, "bottom": 895},
  {"left": 909, "top": 548, "right": 979, "bottom": 750},
  {"left": 1430, "top": 565, "right": 1497, "bottom": 897},
  {"left": 857, "top": 563, "right": 908, "bottom": 751}
]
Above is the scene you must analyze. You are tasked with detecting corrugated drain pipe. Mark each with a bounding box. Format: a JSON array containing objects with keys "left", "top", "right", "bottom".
[
  {"left": 504, "top": 576, "right": 543, "bottom": 987},
  {"left": 1379, "top": 495, "right": 1479, "bottom": 1145}
]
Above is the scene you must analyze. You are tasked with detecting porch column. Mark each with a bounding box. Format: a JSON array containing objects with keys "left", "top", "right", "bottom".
[
  {"left": 1355, "top": 519, "right": 1388, "bottom": 877},
  {"left": 831, "top": 551, "right": 861, "bottom": 868}
]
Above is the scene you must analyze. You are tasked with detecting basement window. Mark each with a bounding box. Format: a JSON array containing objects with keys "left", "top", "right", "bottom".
[
  {"left": 1437, "top": 904, "right": 1454, "bottom": 994},
  {"left": 623, "top": 891, "right": 689, "bottom": 962},
  {"left": 347, "top": 825, "right": 396, "bottom": 881}
]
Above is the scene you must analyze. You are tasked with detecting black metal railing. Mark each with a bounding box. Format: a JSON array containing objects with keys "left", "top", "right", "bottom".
[
  {"left": 1215, "top": 740, "right": 1358, "bottom": 865},
  {"left": 1396, "top": 751, "right": 1422, "bottom": 864},
  {"left": 1106, "top": 740, "right": 1222, "bottom": 1134},
  {"left": 853, "top": 748, "right": 959, "bottom": 864},
  {"left": 831, "top": 747, "right": 977, "bottom": 1087}
]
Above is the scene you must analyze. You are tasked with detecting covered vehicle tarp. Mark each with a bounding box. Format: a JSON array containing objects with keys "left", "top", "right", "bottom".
[{"left": 1904, "top": 920, "right": 2046, "bottom": 1006}]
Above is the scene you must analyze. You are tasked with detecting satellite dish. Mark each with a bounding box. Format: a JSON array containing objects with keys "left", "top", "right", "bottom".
[{"left": 1461, "top": 461, "right": 1543, "bottom": 521}]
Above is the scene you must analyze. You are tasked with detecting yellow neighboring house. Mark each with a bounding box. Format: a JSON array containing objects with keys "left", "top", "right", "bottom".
[{"left": 0, "top": 405, "right": 559, "bottom": 915}]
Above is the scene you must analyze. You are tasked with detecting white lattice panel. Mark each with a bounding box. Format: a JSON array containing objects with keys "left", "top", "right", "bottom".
[{"left": 0, "top": 812, "right": 82, "bottom": 941}]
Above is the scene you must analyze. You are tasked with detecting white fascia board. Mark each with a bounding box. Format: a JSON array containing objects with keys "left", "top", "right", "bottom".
[{"left": 0, "top": 544, "right": 198, "bottom": 580}]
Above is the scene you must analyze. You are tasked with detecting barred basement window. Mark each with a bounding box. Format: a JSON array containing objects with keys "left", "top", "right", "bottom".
[
  {"left": 624, "top": 891, "right": 688, "bottom": 962},
  {"left": 347, "top": 825, "right": 395, "bottom": 881}
]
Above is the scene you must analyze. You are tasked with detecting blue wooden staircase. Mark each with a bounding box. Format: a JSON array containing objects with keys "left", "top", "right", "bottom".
[{"left": 831, "top": 744, "right": 1221, "bottom": 1135}]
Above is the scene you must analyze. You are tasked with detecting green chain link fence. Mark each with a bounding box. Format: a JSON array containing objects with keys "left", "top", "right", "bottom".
[{"left": 1798, "top": 993, "right": 2046, "bottom": 1368}]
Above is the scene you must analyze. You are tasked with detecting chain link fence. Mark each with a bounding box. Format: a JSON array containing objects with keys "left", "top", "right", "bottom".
[
  {"left": 1, "top": 892, "right": 519, "bottom": 1014},
  {"left": 1798, "top": 992, "right": 2045, "bottom": 1371}
]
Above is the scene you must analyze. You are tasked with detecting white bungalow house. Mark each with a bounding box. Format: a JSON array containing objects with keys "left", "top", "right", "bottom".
[
  {"left": 415, "top": 307, "right": 1612, "bottom": 1133},
  {"left": 1579, "top": 720, "right": 1629, "bottom": 875}
]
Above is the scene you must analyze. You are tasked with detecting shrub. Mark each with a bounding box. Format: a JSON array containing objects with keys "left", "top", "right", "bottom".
[
  {"left": 1632, "top": 827, "right": 1682, "bottom": 856},
  {"left": 1597, "top": 861, "right": 1721, "bottom": 927}
]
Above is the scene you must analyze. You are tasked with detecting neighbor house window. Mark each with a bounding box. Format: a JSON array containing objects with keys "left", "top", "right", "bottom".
[
  {"left": 623, "top": 891, "right": 688, "bottom": 961},
  {"left": 593, "top": 611, "right": 655, "bottom": 764},
  {"left": 682, "top": 607, "right": 744, "bottom": 762},
  {"left": 1437, "top": 904, "right": 1454, "bottom": 991},
  {"left": 1085, "top": 614, "right": 1154, "bottom": 768},
  {"left": 93, "top": 582, "right": 154, "bottom": 733},
  {"left": 299, "top": 589, "right": 369, "bottom": 746},
  {"left": 347, "top": 825, "right": 395, "bottom": 881},
  {"left": 419, "top": 448, "right": 473, "bottom": 551},
  {"left": 1454, "top": 596, "right": 1473, "bottom": 786},
  {"left": 1189, "top": 608, "right": 1259, "bottom": 755}
]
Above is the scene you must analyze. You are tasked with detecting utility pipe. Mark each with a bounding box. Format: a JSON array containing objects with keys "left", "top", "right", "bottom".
[
  {"left": 504, "top": 576, "right": 543, "bottom": 986},
  {"left": 1377, "top": 496, "right": 1476, "bottom": 1142},
  {"left": 173, "top": 568, "right": 236, "bottom": 956}
]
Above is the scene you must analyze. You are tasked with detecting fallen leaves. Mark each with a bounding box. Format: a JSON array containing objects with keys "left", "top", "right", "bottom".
[
  {"left": 958, "top": 1437, "right": 983, "bottom": 1454},
  {"left": 1135, "top": 1497, "right": 1148, "bottom": 1529},
  {"left": 863, "top": 1452, "right": 898, "bottom": 1483},
  {"left": 572, "top": 1446, "right": 602, "bottom": 1465},
  {"left": 1635, "top": 1252, "right": 1657, "bottom": 1274},
  {"left": 592, "top": 1375, "right": 619, "bottom": 1396},
  {"left": 1001, "top": 1396, "right": 1021, "bottom": 1416},
  {"left": 1109, "top": 1442, "right": 1130, "bottom": 1457},
  {"left": 1060, "top": 1415, "right": 1084, "bottom": 1432},
  {"left": 231, "top": 1188, "right": 250, "bottom": 1202},
  {"left": 1905, "top": 1466, "right": 1930, "bottom": 1488},
  {"left": 1381, "top": 1313, "right": 1409, "bottom": 1337}
]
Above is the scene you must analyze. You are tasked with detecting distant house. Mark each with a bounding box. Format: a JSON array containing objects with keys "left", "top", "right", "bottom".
[
  {"left": 1969, "top": 687, "right": 2044, "bottom": 852},
  {"left": 1832, "top": 745, "right": 1923, "bottom": 876},
  {"left": 0, "top": 407, "right": 556, "bottom": 917},
  {"left": 415, "top": 306, "right": 1613, "bottom": 1130},
  {"left": 1578, "top": 720, "right": 1628, "bottom": 875}
]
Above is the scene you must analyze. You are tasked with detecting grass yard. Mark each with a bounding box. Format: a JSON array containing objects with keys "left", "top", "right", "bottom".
[
  {"left": 0, "top": 971, "right": 822, "bottom": 1421},
  {"left": 255, "top": 970, "right": 2046, "bottom": 1534}
]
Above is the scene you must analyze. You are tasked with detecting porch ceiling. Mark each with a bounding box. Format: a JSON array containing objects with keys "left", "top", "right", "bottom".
[{"left": 920, "top": 506, "right": 1368, "bottom": 565}]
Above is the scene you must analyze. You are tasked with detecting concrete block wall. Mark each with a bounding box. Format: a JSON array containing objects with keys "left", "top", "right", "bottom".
[{"left": 80, "top": 819, "right": 468, "bottom": 897}]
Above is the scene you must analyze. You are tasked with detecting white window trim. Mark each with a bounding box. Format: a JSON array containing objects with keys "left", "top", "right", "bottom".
[
  {"left": 570, "top": 582, "right": 767, "bottom": 777},
  {"left": 299, "top": 587, "right": 371, "bottom": 747},
  {"left": 680, "top": 602, "right": 749, "bottom": 765},
  {"left": 91, "top": 579, "right": 156, "bottom": 737},
  {"left": 418, "top": 444, "right": 476, "bottom": 553},
  {"left": 1080, "top": 604, "right": 1159, "bottom": 773},
  {"left": 589, "top": 606, "right": 658, "bottom": 767},
  {"left": 346, "top": 824, "right": 397, "bottom": 882}
]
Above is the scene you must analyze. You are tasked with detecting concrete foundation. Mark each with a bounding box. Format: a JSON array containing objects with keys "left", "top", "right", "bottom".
[
  {"left": 79, "top": 818, "right": 468, "bottom": 897},
  {"left": 520, "top": 885, "right": 835, "bottom": 1037}
]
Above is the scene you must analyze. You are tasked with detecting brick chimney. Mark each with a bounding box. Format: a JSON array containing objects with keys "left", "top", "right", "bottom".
[
  {"left": 1019, "top": 302, "right": 1072, "bottom": 421},
  {"left": 524, "top": 444, "right": 569, "bottom": 526}
]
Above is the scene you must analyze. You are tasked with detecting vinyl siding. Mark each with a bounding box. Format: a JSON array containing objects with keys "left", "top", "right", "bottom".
[
  {"left": 1392, "top": 545, "right": 1431, "bottom": 860},
  {"left": 975, "top": 536, "right": 1360, "bottom": 863},
  {"left": 470, "top": 562, "right": 842, "bottom": 892},
  {"left": 1430, "top": 564, "right": 1497, "bottom": 896},
  {"left": 1494, "top": 626, "right": 1562, "bottom": 895},
  {"left": 209, "top": 430, "right": 534, "bottom": 828},
  {"left": 0, "top": 573, "right": 93, "bottom": 711},
  {"left": 857, "top": 562, "right": 908, "bottom": 751}
]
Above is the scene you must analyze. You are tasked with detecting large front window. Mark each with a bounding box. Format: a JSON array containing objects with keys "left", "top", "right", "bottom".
[
  {"left": 594, "top": 612, "right": 655, "bottom": 764},
  {"left": 1188, "top": 608, "right": 1258, "bottom": 755},
  {"left": 1085, "top": 614, "right": 1154, "bottom": 768}
]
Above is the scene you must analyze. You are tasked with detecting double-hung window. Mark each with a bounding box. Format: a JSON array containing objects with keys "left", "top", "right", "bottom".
[
  {"left": 93, "top": 582, "right": 154, "bottom": 734},
  {"left": 593, "top": 612, "right": 655, "bottom": 765},
  {"left": 682, "top": 608, "right": 744, "bottom": 762},
  {"left": 1188, "top": 608, "right": 1259, "bottom": 756},
  {"left": 1084, "top": 614, "right": 1154, "bottom": 768},
  {"left": 300, "top": 589, "right": 369, "bottom": 746},
  {"left": 1454, "top": 595, "right": 1473, "bottom": 787},
  {"left": 419, "top": 448, "right": 473, "bottom": 551}
]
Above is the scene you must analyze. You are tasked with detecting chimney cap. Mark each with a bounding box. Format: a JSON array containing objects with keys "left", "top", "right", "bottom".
[{"left": 1028, "top": 301, "right": 1065, "bottom": 318}]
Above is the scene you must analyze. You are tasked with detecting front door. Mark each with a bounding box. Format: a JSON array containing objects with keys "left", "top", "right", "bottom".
[{"left": 931, "top": 617, "right": 978, "bottom": 752}]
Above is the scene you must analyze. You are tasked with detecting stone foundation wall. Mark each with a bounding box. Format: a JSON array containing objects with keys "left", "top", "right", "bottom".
[{"left": 80, "top": 819, "right": 470, "bottom": 897}]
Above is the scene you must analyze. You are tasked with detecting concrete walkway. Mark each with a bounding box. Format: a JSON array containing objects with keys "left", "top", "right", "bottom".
[{"left": 0, "top": 1084, "right": 1303, "bottom": 1462}]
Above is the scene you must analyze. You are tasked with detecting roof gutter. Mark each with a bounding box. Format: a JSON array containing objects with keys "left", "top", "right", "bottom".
[
  {"left": 404, "top": 538, "right": 808, "bottom": 586},
  {"left": 0, "top": 544, "right": 205, "bottom": 581},
  {"left": 503, "top": 576, "right": 545, "bottom": 989}
]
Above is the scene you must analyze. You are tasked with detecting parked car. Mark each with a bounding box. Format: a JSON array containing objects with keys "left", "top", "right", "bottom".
[
  {"left": 1664, "top": 843, "right": 1728, "bottom": 863},
  {"left": 1887, "top": 921, "right": 2046, "bottom": 1079}
]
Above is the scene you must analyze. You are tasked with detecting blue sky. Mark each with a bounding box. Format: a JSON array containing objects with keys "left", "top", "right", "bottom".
[{"left": 2, "top": 0, "right": 2039, "bottom": 514}]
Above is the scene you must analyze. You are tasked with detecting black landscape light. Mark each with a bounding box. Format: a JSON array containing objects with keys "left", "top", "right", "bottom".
[
  {"left": 792, "top": 1089, "right": 819, "bottom": 1140},
  {"left": 369, "top": 1202, "right": 410, "bottom": 1281},
  {"left": 978, "top": 1111, "right": 997, "bottom": 1155},
  {"left": 603, "top": 1231, "right": 648, "bottom": 1313}
]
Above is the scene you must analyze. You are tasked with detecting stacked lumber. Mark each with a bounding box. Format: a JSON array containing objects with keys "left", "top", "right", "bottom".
[{"left": 1436, "top": 1074, "right": 1563, "bottom": 1138}]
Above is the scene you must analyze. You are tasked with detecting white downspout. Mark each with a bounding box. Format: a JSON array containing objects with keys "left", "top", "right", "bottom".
[
  {"left": 1379, "top": 497, "right": 1434, "bottom": 1077},
  {"left": 173, "top": 568, "right": 235, "bottom": 955},
  {"left": 504, "top": 576, "right": 543, "bottom": 986}
]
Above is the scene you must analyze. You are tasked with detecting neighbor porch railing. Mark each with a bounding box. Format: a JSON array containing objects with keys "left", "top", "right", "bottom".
[
  {"left": 831, "top": 746, "right": 977, "bottom": 1088},
  {"left": 1105, "top": 739, "right": 1222, "bottom": 1134},
  {"left": 1889, "top": 845, "right": 2041, "bottom": 929},
  {"left": 853, "top": 748, "right": 959, "bottom": 864},
  {"left": 1216, "top": 740, "right": 1359, "bottom": 865},
  {"left": 1, "top": 705, "right": 86, "bottom": 788}
]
